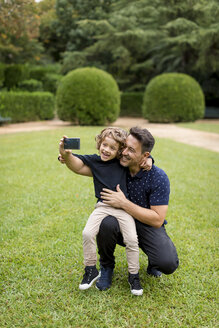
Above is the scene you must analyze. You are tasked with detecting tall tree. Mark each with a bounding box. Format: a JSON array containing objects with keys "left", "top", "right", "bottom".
[
  {"left": 39, "top": 0, "right": 219, "bottom": 102},
  {"left": 0, "top": 0, "right": 43, "bottom": 63}
]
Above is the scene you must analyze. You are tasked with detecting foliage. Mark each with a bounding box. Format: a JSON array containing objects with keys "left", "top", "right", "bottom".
[
  {"left": 0, "top": 127, "right": 218, "bottom": 327},
  {"left": 37, "top": 0, "right": 60, "bottom": 61},
  {"left": 1, "top": 0, "right": 218, "bottom": 104},
  {"left": 0, "top": 62, "right": 6, "bottom": 87},
  {"left": 0, "top": 0, "right": 43, "bottom": 63},
  {"left": 43, "top": 73, "right": 63, "bottom": 93},
  {"left": 43, "top": 0, "right": 115, "bottom": 61},
  {"left": 28, "top": 64, "right": 61, "bottom": 82},
  {"left": 17, "top": 79, "right": 43, "bottom": 92},
  {"left": 0, "top": 91, "right": 55, "bottom": 122},
  {"left": 142, "top": 73, "right": 205, "bottom": 123},
  {"left": 120, "top": 92, "right": 144, "bottom": 117},
  {"left": 56, "top": 67, "right": 120, "bottom": 125},
  {"left": 4, "top": 64, "right": 29, "bottom": 89},
  {"left": 51, "top": 0, "right": 219, "bottom": 104}
]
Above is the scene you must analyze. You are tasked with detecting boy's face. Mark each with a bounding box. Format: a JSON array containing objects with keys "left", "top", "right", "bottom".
[{"left": 99, "top": 136, "right": 120, "bottom": 161}]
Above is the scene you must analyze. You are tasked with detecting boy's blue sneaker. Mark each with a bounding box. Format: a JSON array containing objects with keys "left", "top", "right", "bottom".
[
  {"left": 147, "top": 265, "right": 162, "bottom": 277},
  {"left": 96, "top": 266, "right": 114, "bottom": 291},
  {"left": 79, "top": 266, "right": 100, "bottom": 290}
]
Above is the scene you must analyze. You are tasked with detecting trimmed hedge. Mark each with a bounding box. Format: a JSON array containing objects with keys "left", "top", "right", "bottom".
[
  {"left": 29, "top": 64, "right": 61, "bottom": 82},
  {"left": 43, "top": 73, "right": 63, "bottom": 93},
  {"left": 0, "top": 92, "right": 55, "bottom": 123},
  {"left": 120, "top": 92, "right": 144, "bottom": 117},
  {"left": 142, "top": 73, "right": 205, "bottom": 122},
  {"left": 18, "top": 79, "right": 43, "bottom": 92},
  {"left": 56, "top": 67, "right": 120, "bottom": 125},
  {"left": 4, "top": 64, "right": 28, "bottom": 89},
  {"left": 0, "top": 63, "right": 5, "bottom": 88}
]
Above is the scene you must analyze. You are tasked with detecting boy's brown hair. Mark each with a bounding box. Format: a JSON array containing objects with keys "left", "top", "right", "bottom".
[{"left": 95, "top": 127, "right": 128, "bottom": 158}]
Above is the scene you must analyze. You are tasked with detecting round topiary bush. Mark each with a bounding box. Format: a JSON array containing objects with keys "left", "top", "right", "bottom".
[
  {"left": 142, "top": 73, "right": 205, "bottom": 123},
  {"left": 56, "top": 67, "right": 120, "bottom": 125}
]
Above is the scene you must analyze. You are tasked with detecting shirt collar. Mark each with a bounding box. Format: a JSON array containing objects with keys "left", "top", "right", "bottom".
[{"left": 128, "top": 169, "right": 145, "bottom": 179}]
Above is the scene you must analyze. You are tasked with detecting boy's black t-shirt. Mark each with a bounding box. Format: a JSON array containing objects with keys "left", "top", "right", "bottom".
[{"left": 73, "top": 154, "right": 128, "bottom": 201}]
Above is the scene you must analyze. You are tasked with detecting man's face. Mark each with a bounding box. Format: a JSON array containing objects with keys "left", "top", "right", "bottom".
[{"left": 120, "top": 134, "right": 146, "bottom": 169}]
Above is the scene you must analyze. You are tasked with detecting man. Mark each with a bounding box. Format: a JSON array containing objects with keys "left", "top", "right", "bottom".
[
  {"left": 59, "top": 127, "right": 179, "bottom": 291},
  {"left": 95, "top": 127, "right": 179, "bottom": 291}
]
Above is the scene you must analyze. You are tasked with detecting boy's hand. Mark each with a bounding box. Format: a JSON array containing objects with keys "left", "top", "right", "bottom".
[
  {"left": 59, "top": 136, "right": 72, "bottom": 158},
  {"left": 58, "top": 154, "right": 66, "bottom": 164},
  {"left": 140, "top": 157, "right": 153, "bottom": 171}
]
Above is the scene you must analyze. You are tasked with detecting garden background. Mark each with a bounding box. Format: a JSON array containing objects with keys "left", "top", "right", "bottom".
[{"left": 0, "top": 0, "right": 219, "bottom": 327}]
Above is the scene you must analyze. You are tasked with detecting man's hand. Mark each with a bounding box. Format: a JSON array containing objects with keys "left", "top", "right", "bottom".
[
  {"left": 140, "top": 157, "right": 152, "bottom": 171},
  {"left": 100, "top": 184, "right": 127, "bottom": 208},
  {"left": 102, "top": 184, "right": 168, "bottom": 228}
]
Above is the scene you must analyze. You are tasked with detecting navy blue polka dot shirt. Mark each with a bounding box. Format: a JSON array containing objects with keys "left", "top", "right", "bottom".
[{"left": 127, "top": 165, "right": 170, "bottom": 224}]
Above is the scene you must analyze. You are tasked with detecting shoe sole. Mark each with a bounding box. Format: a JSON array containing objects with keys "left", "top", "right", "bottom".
[
  {"left": 95, "top": 285, "right": 110, "bottom": 291},
  {"left": 79, "top": 273, "right": 100, "bottom": 290},
  {"left": 95, "top": 282, "right": 112, "bottom": 291},
  {"left": 129, "top": 283, "right": 143, "bottom": 296},
  {"left": 130, "top": 288, "right": 143, "bottom": 296},
  {"left": 147, "top": 271, "right": 162, "bottom": 278}
]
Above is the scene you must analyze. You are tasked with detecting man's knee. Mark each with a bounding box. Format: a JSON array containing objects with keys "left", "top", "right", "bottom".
[
  {"left": 156, "top": 251, "right": 179, "bottom": 274},
  {"left": 98, "top": 216, "right": 120, "bottom": 236}
]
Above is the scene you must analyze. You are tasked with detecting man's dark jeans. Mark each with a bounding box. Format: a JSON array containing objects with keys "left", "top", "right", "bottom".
[{"left": 96, "top": 216, "right": 179, "bottom": 274}]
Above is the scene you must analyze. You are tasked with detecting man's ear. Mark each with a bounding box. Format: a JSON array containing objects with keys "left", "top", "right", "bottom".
[{"left": 143, "top": 152, "right": 150, "bottom": 159}]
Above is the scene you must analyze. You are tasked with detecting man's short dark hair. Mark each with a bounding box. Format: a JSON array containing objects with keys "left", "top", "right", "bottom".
[{"left": 129, "top": 127, "right": 155, "bottom": 153}]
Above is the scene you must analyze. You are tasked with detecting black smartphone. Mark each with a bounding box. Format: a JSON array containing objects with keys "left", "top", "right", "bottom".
[{"left": 64, "top": 138, "right": 80, "bottom": 149}]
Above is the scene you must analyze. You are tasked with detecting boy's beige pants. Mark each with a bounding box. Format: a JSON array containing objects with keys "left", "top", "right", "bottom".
[{"left": 82, "top": 202, "right": 139, "bottom": 274}]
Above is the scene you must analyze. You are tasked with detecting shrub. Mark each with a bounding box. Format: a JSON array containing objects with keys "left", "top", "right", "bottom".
[
  {"left": 0, "top": 63, "right": 6, "bottom": 88},
  {"left": 4, "top": 64, "right": 28, "bottom": 89},
  {"left": 142, "top": 73, "right": 205, "bottom": 123},
  {"left": 56, "top": 67, "right": 120, "bottom": 125},
  {"left": 18, "top": 79, "right": 43, "bottom": 92},
  {"left": 29, "top": 64, "right": 61, "bottom": 82},
  {"left": 43, "top": 73, "right": 63, "bottom": 93},
  {"left": 0, "top": 92, "right": 55, "bottom": 123},
  {"left": 120, "top": 92, "right": 144, "bottom": 117}
]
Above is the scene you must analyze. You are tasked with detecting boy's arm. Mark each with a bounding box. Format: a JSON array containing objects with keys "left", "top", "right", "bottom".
[
  {"left": 59, "top": 136, "right": 92, "bottom": 177},
  {"left": 140, "top": 155, "right": 154, "bottom": 171}
]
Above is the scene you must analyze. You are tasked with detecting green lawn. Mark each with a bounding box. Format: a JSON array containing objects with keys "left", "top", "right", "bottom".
[
  {"left": 177, "top": 122, "right": 219, "bottom": 134},
  {"left": 0, "top": 127, "right": 218, "bottom": 327}
]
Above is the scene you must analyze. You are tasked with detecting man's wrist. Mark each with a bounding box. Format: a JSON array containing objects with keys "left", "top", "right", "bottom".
[{"left": 120, "top": 197, "right": 129, "bottom": 210}]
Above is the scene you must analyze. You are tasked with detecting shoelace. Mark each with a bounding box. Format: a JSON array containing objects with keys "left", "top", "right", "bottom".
[
  {"left": 83, "top": 268, "right": 94, "bottom": 282},
  {"left": 131, "top": 276, "right": 142, "bottom": 290}
]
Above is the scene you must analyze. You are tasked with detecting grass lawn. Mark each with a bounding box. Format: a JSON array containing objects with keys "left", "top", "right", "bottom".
[
  {"left": 0, "top": 126, "right": 218, "bottom": 327},
  {"left": 177, "top": 122, "right": 219, "bottom": 134}
]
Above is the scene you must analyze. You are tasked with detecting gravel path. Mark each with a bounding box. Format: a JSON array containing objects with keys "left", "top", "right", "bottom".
[
  {"left": 1, "top": 117, "right": 219, "bottom": 153},
  {"left": 112, "top": 117, "right": 219, "bottom": 153}
]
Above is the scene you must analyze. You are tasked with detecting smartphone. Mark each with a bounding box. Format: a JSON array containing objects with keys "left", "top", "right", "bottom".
[{"left": 64, "top": 138, "right": 80, "bottom": 149}]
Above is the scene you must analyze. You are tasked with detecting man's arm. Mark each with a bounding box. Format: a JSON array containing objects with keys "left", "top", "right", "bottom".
[
  {"left": 100, "top": 185, "right": 167, "bottom": 228},
  {"left": 59, "top": 136, "right": 92, "bottom": 177}
]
